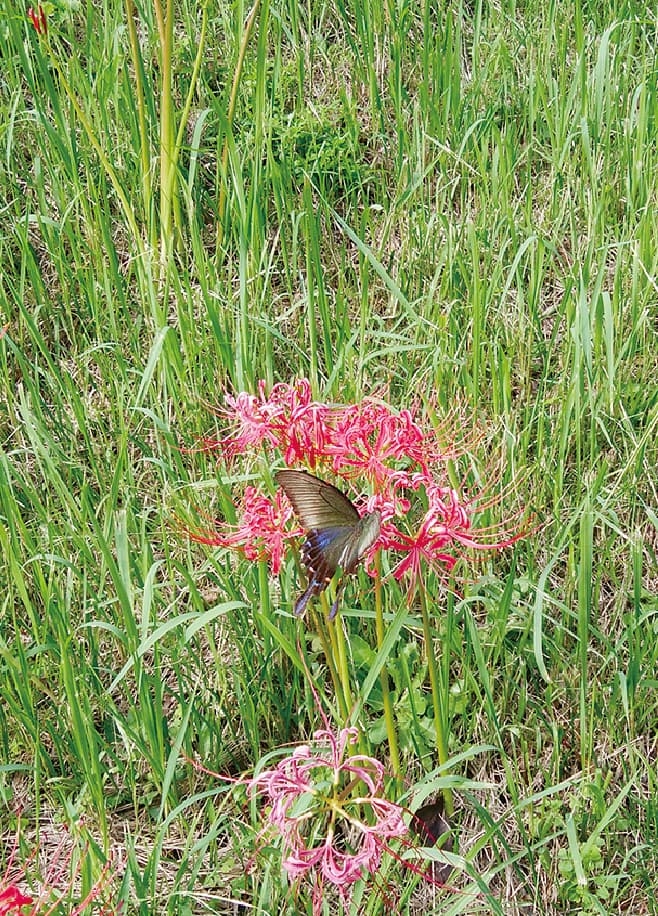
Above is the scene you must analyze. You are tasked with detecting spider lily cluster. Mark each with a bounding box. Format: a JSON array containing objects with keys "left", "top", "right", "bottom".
[
  {"left": 187, "top": 380, "right": 524, "bottom": 905},
  {"left": 247, "top": 725, "right": 408, "bottom": 911},
  {"left": 190, "top": 379, "right": 521, "bottom": 593}
]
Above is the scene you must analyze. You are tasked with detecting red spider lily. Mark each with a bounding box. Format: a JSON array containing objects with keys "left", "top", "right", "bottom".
[
  {"left": 27, "top": 5, "right": 48, "bottom": 34},
  {"left": 209, "top": 383, "right": 282, "bottom": 460},
  {"left": 1, "top": 827, "right": 34, "bottom": 916},
  {"left": 325, "top": 402, "right": 434, "bottom": 489},
  {"left": 187, "top": 486, "right": 297, "bottom": 575},
  {"left": 248, "top": 725, "right": 408, "bottom": 912},
  {"left": 192, "top": 380, "right": 525, "bottom": 592},
  {"left": 0, "top": 886, "right": 33, "bottom": 915},
  {"left": 186, "top": 648, "right": 464, "bottom": 910},
  {"left": 379, "top": 472, "right": 525, "bottom": 589},
  {"left": 210, "top": 379, "right": 333, "bottom": 467},
  {"left": 0, "top": 825, "right": 119, "bottom": 916},
  {"left": 268, "top": 379, "right": 334, "bottom": 468},
  {"left": 209, "top": 381, "right": 440, "bottom": 478}
]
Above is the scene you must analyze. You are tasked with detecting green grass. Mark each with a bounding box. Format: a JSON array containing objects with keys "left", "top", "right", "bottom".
[{"left": 1, "top": 0, "right": 658, "bottom": 912}]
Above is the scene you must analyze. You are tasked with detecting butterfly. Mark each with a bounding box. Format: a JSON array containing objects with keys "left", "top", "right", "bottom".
[
  {"left": 409, "top": 799, "right": 453, "bottom": 885},
  {"left": 275, "top": 469, "right": 382, "bottom": 619}
]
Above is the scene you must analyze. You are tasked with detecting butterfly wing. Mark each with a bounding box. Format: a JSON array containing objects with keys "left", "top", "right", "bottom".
[
  {"left": 275, "top": 469, "right": 360, "bottom": 529},
  {"left": 275, "top": 469, "right": 381, "bottom": 618}
]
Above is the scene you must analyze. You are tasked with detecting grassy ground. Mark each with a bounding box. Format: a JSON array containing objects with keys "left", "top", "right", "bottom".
[{"left": 1, "top": 0, "right": 658, "bottom": 912}]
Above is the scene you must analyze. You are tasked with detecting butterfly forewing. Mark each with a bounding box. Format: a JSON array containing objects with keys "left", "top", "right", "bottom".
[{"left": 275, "top": 470, "right": 360, "bottom": 529}]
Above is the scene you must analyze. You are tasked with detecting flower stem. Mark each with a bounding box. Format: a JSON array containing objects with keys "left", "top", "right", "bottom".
[
  {"left": 418, "top": 585, "right": 453, "bottom": 815},
  {"left": 314, "top": 601, "right": 349, "bottom": 721},
  {"left": 328, "top": 596, "right": 353, "bottom": 720},
  {"left": 373, "top": 554, "right": 400, "bottom": 779},
  {"left": 152, "top": 0, "right": 175, "bottom": 272},
  {"left": 215, "top": 0, "right": 261, "bottom": 257},
  {"left": 123, "top": 0, "right": 153, "bottom": 248}
]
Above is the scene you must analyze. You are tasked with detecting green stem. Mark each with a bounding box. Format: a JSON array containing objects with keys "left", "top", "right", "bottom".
[
  {"left": 124, "top": 0, "right": 153, "bottom": 247},
  {"left": 326, "top": 594, "right": 353, "bottom": 721},
  {"left": 418, "top": 585, "right": 453, "bottom": 815},
  {"left": 153, "top": 0, "right": 175, "bottom": 272},
  {"left": 373, "top": 553, "right": 400, "bottom": 778},
  {"left": 302, "top": 181, "right": 319, "bottom": 393},
  {"left": 313, "top": 603, "right": 348, "bottom": 721},
  {"left": 172, "top": 2, "right": 209, "bottom": 237},
  {"left": 46, "top": 63, "right": 147, "bottom": 265},
  {"left": 215, "top": 0, "right": 261, "bottom": 257}
]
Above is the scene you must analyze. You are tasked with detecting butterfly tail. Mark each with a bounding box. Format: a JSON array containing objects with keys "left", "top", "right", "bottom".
[{"left": 294, "top": 579, "right": 323, "bottom": 617}]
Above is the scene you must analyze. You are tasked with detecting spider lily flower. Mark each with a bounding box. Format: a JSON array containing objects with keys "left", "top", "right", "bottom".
[
  {"left": 0, "top": 885, "right": 33, "bottom": 915},
  {"left": 248, "top": 726, "right": 407, "bottom": 911},
  {"left": 27, "top": 5, "right": 48, "bottom": 34},
  {"left": 210, "top": 379, "right": 333, "bottom": 467},
  {"left": 378, "top": 473, "right": 525, "bottom": 590},
  {"left": 187, "top": 486, "right": 297, "bottom": 575}
]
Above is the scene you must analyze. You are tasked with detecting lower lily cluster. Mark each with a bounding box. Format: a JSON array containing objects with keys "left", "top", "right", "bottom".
[{"left": 248, "top": 726, "right": 408, "bottom": 903}]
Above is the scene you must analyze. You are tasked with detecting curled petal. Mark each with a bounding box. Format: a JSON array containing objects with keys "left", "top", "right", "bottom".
[{"left": 0, "top": 885, "right": 34, "bottom": 913}]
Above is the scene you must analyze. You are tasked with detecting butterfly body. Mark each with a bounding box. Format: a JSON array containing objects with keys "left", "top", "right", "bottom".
[{"left": 275, "top": 469, "right": 381, "bottom": 619}]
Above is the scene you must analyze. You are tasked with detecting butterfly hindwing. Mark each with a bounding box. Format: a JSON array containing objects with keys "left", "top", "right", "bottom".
[
  {"left": 275, "top": 469, "right": 381, "bottom": 618},
  {"left": 302, "top": 526, "right": 357, "bottom": 581}
]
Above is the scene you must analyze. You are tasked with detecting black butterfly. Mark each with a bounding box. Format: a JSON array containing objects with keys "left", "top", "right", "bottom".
[
  {"left": 409, "top": 799, "right": 454, "bottom": 885},
  {"left": 275, "top": 469, "right": 382, "bottom": 619}
]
